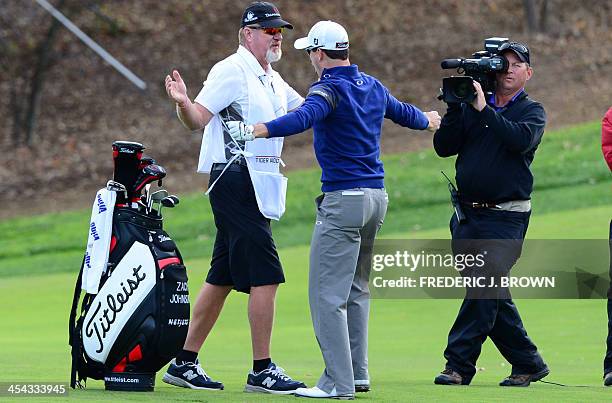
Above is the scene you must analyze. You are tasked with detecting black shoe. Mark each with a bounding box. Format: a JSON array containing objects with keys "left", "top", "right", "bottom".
[
  {"left": 604, "top": 372, "right": 612, "bottom": 386},
  {"left": 162, "top": 359, "right": 224, "bottom": 390},
  {"left": 499, "top": 366, "right": 550, "bottom": 387},
  {"left": 244, "top": 362, "right": 306, "bottom": 394},
  {"left": 434, "top": 368, "right": 469, "bottom": 385},
  {"left": 354, "top": 380, "right": 370, "bottom": 392}
]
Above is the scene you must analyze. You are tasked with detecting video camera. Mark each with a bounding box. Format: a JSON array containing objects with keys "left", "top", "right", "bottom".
[{"left": 439, "top": 37, "right": 509, "bottom": 104}]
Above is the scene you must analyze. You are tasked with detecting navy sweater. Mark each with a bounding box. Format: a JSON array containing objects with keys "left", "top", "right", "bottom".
[
  {"left": 266, "top": 65, "right": 428, "bottom": 192},
  {"left": 433, "top": 92, "right": 546, "bottom": 203}
]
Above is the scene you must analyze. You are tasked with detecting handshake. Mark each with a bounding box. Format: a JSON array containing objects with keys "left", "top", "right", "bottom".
[{"left": 226, "top": 121, "right": 256, "bottom": 142}]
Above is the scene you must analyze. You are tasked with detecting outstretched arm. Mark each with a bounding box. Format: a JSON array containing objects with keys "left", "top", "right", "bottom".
[
  {"left": 384, "top": 91, "right": 440, "bottom": 131},
  {"left": 165, "top": 69, "right": 213, "bottom": 130}
]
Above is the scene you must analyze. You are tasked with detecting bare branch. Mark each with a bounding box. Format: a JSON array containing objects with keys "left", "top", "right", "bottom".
[{"left": 86, "top": 1, "right": 122, "bottom": 34}]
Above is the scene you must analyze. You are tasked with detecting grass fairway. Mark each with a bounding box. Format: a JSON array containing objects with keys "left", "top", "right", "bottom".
[
  {"left": 1, "top": 207, "right": 611, "bottom": 402},
  {"left": 1, "top": 120, "right": 610, "bottom": 401}
]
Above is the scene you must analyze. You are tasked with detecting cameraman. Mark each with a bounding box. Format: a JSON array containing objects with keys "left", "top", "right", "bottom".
[{"left": 432, "top": 42, "right": 549, "bottom": 387}]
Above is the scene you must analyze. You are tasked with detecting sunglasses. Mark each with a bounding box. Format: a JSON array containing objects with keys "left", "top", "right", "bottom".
[
  {"left": 499, "top": 42, "right": 530, "bottom": 62},
  {"left": 248, "top": 26, "right": 284, "bottom": 36},
  {"left": 306, "top": 47, "right": 320, "bottom": 54}
]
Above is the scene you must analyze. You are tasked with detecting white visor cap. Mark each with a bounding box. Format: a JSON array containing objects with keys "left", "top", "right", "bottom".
[{"left": 294, "top": 20, "right": 349, "bottom": 51}]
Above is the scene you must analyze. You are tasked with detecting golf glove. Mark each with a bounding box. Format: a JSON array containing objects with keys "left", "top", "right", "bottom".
[{"left": 227, "top": 121, "right": 255, "bottom": 141}]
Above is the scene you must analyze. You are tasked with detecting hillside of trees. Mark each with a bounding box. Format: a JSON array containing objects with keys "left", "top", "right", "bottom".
[{"left": 1, "top": 0, "right": 610, "bottom": 216}]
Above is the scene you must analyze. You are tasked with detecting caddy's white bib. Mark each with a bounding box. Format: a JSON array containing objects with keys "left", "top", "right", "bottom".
[{"left": 201, "top": 51, "right": 290, "bottom": 220}]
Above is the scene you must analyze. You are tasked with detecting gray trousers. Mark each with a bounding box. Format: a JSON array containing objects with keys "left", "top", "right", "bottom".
[{"left": 309, "top": 188, "right": 388, "bottom": 395}]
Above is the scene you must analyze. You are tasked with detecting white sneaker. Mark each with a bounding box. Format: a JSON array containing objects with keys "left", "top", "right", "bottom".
[
  {"left": 294, "top": 386, "right": 354, "bottom": 400},
  {"left": 354, "top": 379, "right": 370, "bottom": 392}
]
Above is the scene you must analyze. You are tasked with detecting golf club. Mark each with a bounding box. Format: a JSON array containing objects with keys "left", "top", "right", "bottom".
[
  {"left": 144, "top": 184, "right": 151, "bottom": 214},
  {"left": 159, "top": 195, "right": 179, "bottom": 217},
  {"left": 148, "top": 189, "right": 169, "bottom": 216},
  {"left": 139, "top": 194, "right": 148, "bottom": 214},
  {"left": 132, "top": 164, "right": 167, "bottom": 195},
  {"left": 106, "top": 180, "right": 128, "bottom": 201},
  {"left": 138, "top": 156, "right": 156, "bottom": 170}
]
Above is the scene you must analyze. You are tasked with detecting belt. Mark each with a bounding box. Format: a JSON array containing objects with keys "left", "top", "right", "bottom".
[
  {"left": 211, "top": 162, "right": 248, "bottom": 173},
  {"left": 462, "top": 201, "right": 502, "bottom": 209},
  {"left": 461, "top": 200, "right": 531, "bottom": 212}
]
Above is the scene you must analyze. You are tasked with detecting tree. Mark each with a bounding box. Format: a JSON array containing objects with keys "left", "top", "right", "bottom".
[
  {"left": 522, "top": 0, "right": 550, "bottom": 34},
  {"left": 0, "top": 0, "right": 68, "bottom": 146},
  {"left": 0, "top": 0, "right": 121, "bottom": 147}
]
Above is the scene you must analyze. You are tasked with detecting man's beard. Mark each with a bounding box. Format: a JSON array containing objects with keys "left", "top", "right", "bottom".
[{"left": 266, "top": 47, "right": 282, "bottom": 63}]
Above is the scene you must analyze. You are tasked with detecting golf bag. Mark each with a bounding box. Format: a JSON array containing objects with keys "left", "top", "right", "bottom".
[{"left": 69, "top": 142, "right": 190, "bottom": 391}]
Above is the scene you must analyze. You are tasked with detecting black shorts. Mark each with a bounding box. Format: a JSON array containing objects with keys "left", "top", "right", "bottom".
[{"left": 205, "top": 165, "right": 285, "bottom": 293}]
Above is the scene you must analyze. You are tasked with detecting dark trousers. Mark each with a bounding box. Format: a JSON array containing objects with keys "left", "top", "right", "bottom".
[
  {"left": 443, "top": 208, "right": 546, "bottom": 382},
  {"left": 604, "top": 220, "right": 612, "bottom": 375}
]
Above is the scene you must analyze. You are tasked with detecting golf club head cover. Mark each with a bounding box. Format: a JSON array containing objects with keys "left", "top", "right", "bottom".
[
  {"left": 112, "top": 141, "right": 145, "bottom": 204},
  {"left": 132, "top": 164, "right": 167, "bottom": 194}
]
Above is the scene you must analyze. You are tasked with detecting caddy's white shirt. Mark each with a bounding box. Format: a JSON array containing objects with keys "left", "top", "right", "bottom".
[{"left": 194, "top": 46, "right": 303, "bottom": 220}]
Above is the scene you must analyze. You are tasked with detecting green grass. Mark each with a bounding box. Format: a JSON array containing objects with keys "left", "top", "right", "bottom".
[
  {"left": 398, "top": 204, "right": 612, "bottom": 240},
  {"left": 1, "top": 221, "right": 611, "bottom": 401},
  {"left": 0, "top": 120, "right": 611, "bottom": 401},
  {"left": 1, "top": 121, "right": 610, "bottom": 277}
]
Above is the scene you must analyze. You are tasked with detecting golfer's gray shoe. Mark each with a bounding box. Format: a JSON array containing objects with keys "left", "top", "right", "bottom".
[{"left": 499, "top": 366, "right": 549, "bottom": 387}]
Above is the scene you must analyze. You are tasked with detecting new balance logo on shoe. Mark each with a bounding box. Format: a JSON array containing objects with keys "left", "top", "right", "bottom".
[
  {"left": 244, "top": 362, "right": 306, "bottom": 395},
  {"left": 262, "top": 377, "right": 276, "bottom": 388},
  {"left": 183, "top": 370, "right": 198, "bottom": 381},
  {"left": 162, "top": 359, "right": 224, "bottom": 390}
]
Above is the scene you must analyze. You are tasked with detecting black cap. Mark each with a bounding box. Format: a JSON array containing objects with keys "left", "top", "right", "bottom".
[
  {"left": 241, "top": 2, "right": 293, "bottom": 29},
  {"left": 499, "top": 41, "right": 530, "bottom": 65}
]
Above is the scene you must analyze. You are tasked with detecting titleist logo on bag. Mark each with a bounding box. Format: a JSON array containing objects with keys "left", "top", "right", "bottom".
[
  {"left": 82, "top": 242, "right": 156, "bottom": 363},
  {"left": 86, "top": 265, "right": 146, "bottom": 353}
]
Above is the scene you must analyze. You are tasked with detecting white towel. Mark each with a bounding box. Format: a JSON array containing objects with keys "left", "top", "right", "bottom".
[{"left": 82, "top": 188, "right": 116, "bottom": 294}]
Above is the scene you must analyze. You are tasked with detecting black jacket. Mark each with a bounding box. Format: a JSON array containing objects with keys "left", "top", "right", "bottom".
[{"left": 433, "top": 92, "right": 546, "bottom": 203}]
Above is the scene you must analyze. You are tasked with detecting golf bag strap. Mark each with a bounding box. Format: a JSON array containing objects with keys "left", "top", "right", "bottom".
[
  {"left": 69, "top": 256, "right": 85, "bottom": 389},
  {"left": 68, "top": 256, "right": 85, "bottom": 347}
]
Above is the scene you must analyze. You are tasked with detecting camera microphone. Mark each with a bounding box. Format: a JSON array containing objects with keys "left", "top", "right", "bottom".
[{"left": 441, "top": 59, "right": 463, "bottom": 69}]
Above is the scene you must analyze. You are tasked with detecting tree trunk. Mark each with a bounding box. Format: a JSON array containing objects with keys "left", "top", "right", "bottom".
[
  {"left": 24, "top": 0, "right": 67, "bottom": 146},
  {"left": 9, "top": 83, "right": 23, "bottom": 145},
  {"left": 523, "top": 0, "right": 539, "bottom": 33},
  {"left": 539, "top": 0, "right": 549, "bottom": 33},
  {"left": 0, "top": 34, "right": 24, "bottom": 145}
]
